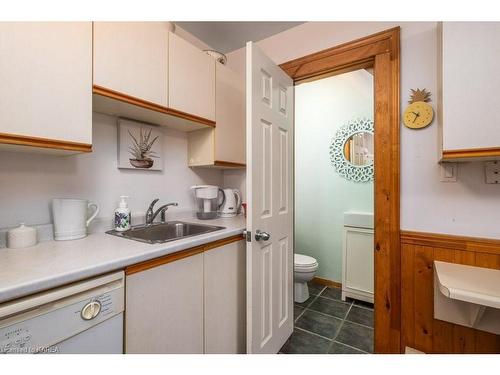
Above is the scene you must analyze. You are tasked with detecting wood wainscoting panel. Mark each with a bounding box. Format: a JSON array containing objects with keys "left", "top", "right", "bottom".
[{"left": 401, "top": 231, "right": 500, "bottom": 353}]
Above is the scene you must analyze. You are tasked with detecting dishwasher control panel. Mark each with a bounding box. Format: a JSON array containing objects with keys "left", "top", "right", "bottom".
[{"left": 0, "top": 272, "right": 124, "bottom": 354}]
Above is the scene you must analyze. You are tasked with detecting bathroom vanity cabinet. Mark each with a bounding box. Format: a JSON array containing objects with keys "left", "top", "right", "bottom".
[
  {"left": 125, "top": 236, "right": 245, "bottom": 354},
  {"left": 342, "top": 212, "right": 375, "bottom": 304}
]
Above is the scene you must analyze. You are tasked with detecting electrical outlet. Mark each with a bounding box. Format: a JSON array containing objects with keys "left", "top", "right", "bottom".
[
  {"left": 485, "top": 161, "right": 500, "bottom": 184},
  {"left": 440, "top": 162, "right": 457, "bottom": 182}
]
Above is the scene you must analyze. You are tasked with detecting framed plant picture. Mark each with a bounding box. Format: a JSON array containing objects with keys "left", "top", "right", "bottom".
[{"left": 117, "top": 118, "right": 163, "bottom": 171}]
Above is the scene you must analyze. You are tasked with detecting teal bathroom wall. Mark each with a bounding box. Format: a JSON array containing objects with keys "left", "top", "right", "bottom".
[{"left": 295, "top": 69, "right": 374, "bottom": 283}]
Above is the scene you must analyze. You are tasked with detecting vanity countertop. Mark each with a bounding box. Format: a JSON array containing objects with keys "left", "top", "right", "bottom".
[{"left": 0, "top": 214, "right": 246, "bottom": 304}]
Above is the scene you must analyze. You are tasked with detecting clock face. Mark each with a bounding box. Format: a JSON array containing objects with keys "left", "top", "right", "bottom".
[{"left": 403, "top": 102, "right": 434, "bottom": 129}]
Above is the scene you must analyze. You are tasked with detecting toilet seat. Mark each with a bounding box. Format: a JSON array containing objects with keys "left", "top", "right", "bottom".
[{"left": 294, "top": 253, "right": 318, "bottom": 272}]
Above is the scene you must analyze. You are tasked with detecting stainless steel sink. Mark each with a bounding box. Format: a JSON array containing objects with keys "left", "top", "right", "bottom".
[{"left": 106, "top": 221, "right": 225, "bottom": 244}]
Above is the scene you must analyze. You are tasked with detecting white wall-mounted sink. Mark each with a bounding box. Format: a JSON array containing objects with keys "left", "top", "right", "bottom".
[{"left": 343, "top": 211, "right": 373, "bottom": 229}]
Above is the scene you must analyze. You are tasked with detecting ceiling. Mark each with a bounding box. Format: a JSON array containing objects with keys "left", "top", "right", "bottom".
[{"left": 174, "top": 22, "right": 304, "bottom": 53}]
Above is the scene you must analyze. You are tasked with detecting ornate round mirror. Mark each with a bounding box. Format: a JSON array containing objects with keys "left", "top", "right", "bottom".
[{"left": 329, "top": 118, "right": 374, "bottom": 182}]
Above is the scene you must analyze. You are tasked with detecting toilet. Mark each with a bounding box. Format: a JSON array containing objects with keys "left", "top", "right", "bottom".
[{"left": 294, "top": 253, "right": 319, "bottom": 303}]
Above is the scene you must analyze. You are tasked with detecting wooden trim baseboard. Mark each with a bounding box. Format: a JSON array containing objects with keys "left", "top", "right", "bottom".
[
  {"left": 125, "top": 235, "right": 245, "bottom": 275},
  {"left": 401, "top": 230, "right": 500, "bottom": 255},
  {"left": 0, "top": 132, "right": 92, "bottom": 153},
  {"left": 312, "top": 277, "right": 342, "bottom": 289},
  {"left": 442, "top": 147, "right": 500, "bottom": 160},
  {"left": 92, "top": 85, "right": 216, "bottom": 128}
]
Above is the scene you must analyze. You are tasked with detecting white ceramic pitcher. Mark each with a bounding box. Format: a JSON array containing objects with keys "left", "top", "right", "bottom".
[{"left": 52, "top": 198, "right": 99, "bottom": 241}]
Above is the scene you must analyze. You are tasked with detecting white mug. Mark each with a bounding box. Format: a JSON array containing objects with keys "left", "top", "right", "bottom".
[{"left": 52, "top": 198, "right": 99, "bottom": 241}]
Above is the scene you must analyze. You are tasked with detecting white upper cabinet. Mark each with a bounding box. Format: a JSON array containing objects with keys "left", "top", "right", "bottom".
[
  {"left": 187, "top": 63, "right": 246, "bottom": 168},
  {"left": 168, "top": 32, "right": 216, "bottom": 121},
  {"left": 439, "top": 22, "right": 500, "bottom": 160},
  {"left": 93, "top": 22, "right": 170, "bottom": 106},
  {"left": 0, "top": 22, "right": 92, "bottom": 151},
  {"left": 215, "top": 63, "right": 246, "bottom": 164}
]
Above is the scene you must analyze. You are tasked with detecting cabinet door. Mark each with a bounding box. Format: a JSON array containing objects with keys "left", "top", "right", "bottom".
[
  {"left": 441, "top": 22, "right": 500, "bottom": 151},
  {"left": 93, "top": 22, "right": 169, "bottom": 106},
  {"left": 125, "top": 253, "right": 204, "bottom": 353},
  {"left": 215, "top": 63, "right": 246, "bottom": 164},
  {"left": 343, "top": 227, "right": 374, "bottom": 302},
  {"left": 0, "top": 22, "right": 92, "bottom": 144},
  {"left": 204, "top": 239, "right": 246, "bottom": 353},
  {"left": 168, "top": 32, "right": 215, "bottom": 121}
]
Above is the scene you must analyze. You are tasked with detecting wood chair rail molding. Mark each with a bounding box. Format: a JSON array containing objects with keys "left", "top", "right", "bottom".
[
  {"left": 92, "top": 85, "right": 216, "bottom": 128},
  {"left": 280, "top": 27, "right": 401, "bottom": 353},
  {"left": 401, "top": 230, "right": 500, "bottom": 255},
  {"left": 0, "top": 132, "right": 92, "bottom": 153}
]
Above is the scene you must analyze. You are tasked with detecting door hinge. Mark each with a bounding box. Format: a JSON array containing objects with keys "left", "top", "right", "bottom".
[{"left": 243, "top": 230, "right": 252, "bottom": 242}]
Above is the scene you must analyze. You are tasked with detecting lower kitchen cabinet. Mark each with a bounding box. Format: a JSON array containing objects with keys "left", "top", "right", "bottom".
[
  {"left": 125, "top": 250, "right": 204, "bottom": 354},
  {"left": 124, "top": 236, "right": 246, "bottom": 354},
  {"left": 204, "top": 239, "right": 246, "bottom": 353}
]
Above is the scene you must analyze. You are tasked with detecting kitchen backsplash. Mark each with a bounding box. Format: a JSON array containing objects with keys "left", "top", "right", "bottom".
[{"left": 0, "top": 112, "right": 223, "bottom": 229}]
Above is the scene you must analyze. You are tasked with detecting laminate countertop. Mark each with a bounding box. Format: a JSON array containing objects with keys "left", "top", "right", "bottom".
[{"left": 0, "top": 214, "right": 246, "bottom": 304}]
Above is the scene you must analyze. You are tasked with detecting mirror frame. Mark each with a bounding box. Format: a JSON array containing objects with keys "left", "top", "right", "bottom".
[{"left": 329, "top": 118, "right": 374, "bottom": 182}]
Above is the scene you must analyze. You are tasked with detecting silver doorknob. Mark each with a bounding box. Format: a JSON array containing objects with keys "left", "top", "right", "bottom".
[{"left": 255, "top": 230, "right": 271, "bottom": 242}]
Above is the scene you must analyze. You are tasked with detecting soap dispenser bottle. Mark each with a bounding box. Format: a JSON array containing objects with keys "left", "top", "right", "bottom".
[{"left": 114, "top": 196, "right": 131, "bottom": 231}]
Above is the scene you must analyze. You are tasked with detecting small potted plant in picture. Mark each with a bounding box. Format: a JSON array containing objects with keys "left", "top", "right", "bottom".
[{"left": 128, "top": 127, "right": 159, "bottom": 169}]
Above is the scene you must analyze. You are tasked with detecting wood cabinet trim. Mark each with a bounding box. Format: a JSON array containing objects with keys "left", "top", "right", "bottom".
[
  {"left": 0, "top": 132, "right": 92, "bottom": 153},
  {"left": 125, "top": 235, "right": 245, "bottom": 275},
  {"left": 442, "top": 147, "right": 500, "bottom": 160},
  {"left": 401, "top": 230, "right": 500, "bottom": 255},
  {"left": 214, "top": 160, "right": 246, "bottom": 168},
  {"left": 203, "top": 235, "right": 244, "bottom": 252},
  {"left": 92, "top": 85, "right": 216, "bottom": 128},
  {"left": 125, "top": 245, "right": 205, "bottom": 275}
]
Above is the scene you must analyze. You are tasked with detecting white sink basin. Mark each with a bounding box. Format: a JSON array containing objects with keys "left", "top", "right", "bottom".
[{"left": 343, "top": 211, "right": 373, "bottom": 229}]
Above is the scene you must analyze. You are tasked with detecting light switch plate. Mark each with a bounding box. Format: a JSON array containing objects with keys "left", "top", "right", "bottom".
[
  {"left": 485, "top": 161, "right": 500, "bottom": 184},
  {"left": 440, "top": 162, "right": 457, "bottom": 182}
]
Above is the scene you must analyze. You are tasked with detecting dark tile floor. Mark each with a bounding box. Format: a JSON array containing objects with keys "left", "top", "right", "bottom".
[{"left": 280, "top": 282, "right": 374, "bottom": 354}]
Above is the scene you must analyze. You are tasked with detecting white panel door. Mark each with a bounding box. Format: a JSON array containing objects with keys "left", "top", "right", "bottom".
[{"left": 246, "top": 42, "right": 294, "bottom": 354}]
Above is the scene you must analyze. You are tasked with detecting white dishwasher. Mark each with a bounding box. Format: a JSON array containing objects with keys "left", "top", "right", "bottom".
[{"left": 0, "top": 271, "right": 124, "bottom": 354}]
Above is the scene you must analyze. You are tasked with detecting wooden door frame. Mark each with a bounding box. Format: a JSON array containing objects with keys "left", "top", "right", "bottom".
[{"left": 280, "top": 27, "right": 401, "bottom": 353}]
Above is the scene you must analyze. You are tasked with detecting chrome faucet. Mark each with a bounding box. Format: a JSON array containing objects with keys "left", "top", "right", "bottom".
[{"left": 145, "top": 199, "right": 178, "bottom": 224}]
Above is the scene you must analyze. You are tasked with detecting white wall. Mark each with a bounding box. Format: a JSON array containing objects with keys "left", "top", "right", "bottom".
[
  {"left": 0, "top": 113, "right": 223, "bottom": 228},
  {"left": 226, "top": 21, "right": 500, "bottom": 239},
  {"left": 295, "top": 70, "right": 374, "bottom": 282}
]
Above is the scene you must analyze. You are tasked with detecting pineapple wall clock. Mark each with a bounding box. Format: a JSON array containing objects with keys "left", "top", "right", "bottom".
[{"left": 403, "top": 88, "right": 434, "bottom": 129}]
